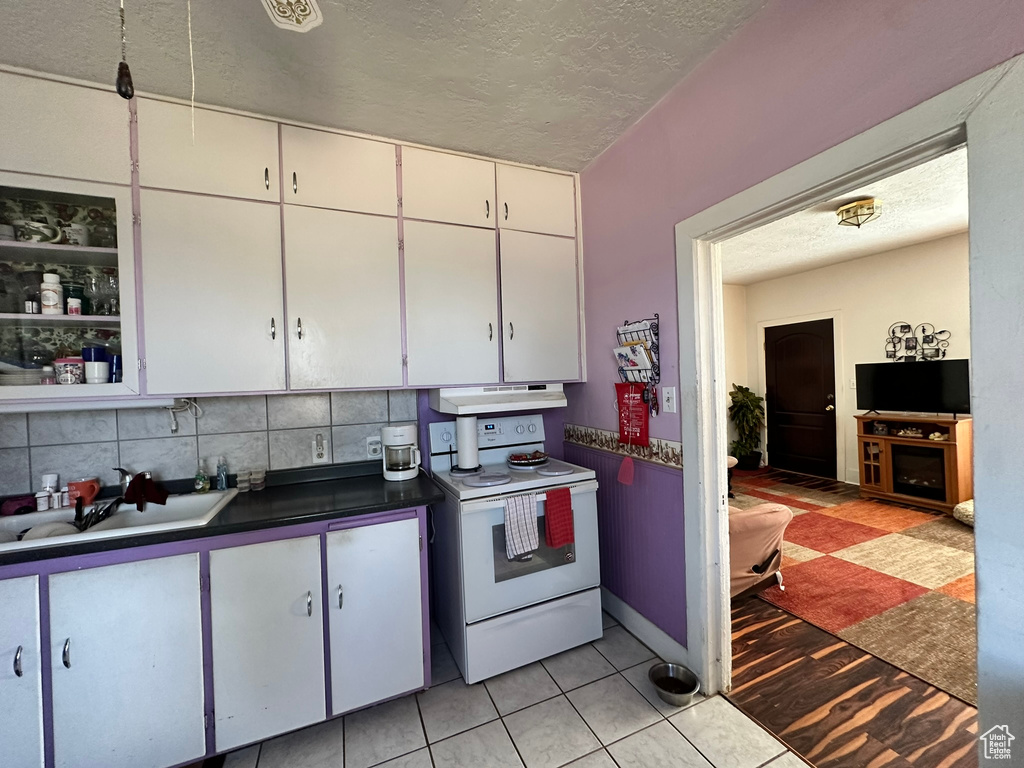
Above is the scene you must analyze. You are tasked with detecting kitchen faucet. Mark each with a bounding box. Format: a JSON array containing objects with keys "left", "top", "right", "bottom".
[{"left": 113, "top": 467, "right": 151, "bottom": 497}]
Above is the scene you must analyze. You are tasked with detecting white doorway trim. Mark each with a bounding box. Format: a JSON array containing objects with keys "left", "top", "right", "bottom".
[
  {"left": 674, "top": 57, "right": 1020, "bottom": 697},
  {"left": 756, "top": 311, "right": 846, "bottom": 481}
]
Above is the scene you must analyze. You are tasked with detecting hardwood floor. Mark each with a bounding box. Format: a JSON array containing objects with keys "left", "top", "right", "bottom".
[{"left": 728, "top": 598, "right": 979, "bottom": 768}]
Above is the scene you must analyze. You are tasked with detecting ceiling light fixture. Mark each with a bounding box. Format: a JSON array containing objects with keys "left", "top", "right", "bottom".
[
  {"left": 261, "top": 0, "right": 323, "bottom": 32},
  {"left": 836, "top": 198, "right": 882, "bottom": 228}
]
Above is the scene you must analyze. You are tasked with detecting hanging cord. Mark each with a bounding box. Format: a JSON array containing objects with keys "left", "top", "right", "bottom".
[
  {"left": 165, "top": 398, "right": 203, "bottom": 434},
  {"left": 187, "top": 0, "right": 195, "bottom": 143}
]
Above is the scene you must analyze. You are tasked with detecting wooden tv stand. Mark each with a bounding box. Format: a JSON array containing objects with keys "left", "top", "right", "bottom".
[{"left": 855, "top": 414, "right": 972, "bottom": 514}]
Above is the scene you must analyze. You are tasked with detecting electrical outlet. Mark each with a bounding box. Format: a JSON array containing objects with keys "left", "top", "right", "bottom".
[
  {"left": 366, "top": 437, "right": 383, "bottom": 460},
  {"left": 850, "top": 378, "right": 857, "bottom": 389},
  {"left": 664, "top": 387, "right": 677, "bottom": 413},
  {"left": 311, "top": 433, "right": 329, "bottom": 464}
]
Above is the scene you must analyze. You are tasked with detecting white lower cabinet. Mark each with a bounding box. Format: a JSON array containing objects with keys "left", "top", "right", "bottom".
[
  {"left": 0, "top": 576, "right": 43, "bottom": 768},
  {"left": 326, "top": 519, "right": 424, "bottom": 715},
  {"left": 210, "top": 536, "right": 326, "bottom": 751},
  {"left": 48, "top": 555, "right": 206, "bottom": 768}
]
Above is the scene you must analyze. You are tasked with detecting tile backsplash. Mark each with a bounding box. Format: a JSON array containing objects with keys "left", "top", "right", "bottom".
[{"left": 0, "top": 390, "right": 418, "bottom": 496}]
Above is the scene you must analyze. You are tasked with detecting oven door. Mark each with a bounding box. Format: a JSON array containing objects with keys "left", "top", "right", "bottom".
[{"left": 460, "top": 480, "right": 599, "bottom": 623}]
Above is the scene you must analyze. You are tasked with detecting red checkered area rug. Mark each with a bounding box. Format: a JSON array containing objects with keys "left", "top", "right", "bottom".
[{"left": 732, "top": 469, "right": 977, "bottom": 704}]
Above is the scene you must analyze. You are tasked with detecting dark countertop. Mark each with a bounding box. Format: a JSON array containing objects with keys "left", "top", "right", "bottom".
[{"left": 0, "top": 464, "right": 445, "bottom": 568}]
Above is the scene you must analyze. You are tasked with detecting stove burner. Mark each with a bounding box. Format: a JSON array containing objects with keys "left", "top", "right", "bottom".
[
  {"left": 449, "top": 465, "right": 483, "bottom": 476},
  {"left": 536, "top": 465, "right": 573, "bottom": 476},
  {"left": 462, "top": 472, "right": 512, "bottom": 487}
]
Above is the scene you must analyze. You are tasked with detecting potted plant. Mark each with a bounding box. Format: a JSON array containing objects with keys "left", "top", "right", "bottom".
[{"left": 728, "top": 384, "right": 765, "bottom": 470}]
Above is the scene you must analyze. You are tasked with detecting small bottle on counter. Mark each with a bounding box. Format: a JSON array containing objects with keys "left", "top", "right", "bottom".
[
  {"left": 194, "top": 461, "right": 211, "bottom": 494},
  {"left": 34, "top": 491, "right": 50, "bottom": 512},
  {"left": 24, "top": 292, "right": 40, "bottom": 314},
  {"left": 216, "top": 456, "right": 229, "bottom": 491},
  {"left": 40, "top": 274, "right": 64, "bottom": 315},
  {"left": 67, "top": 298, "right": 83, "bottom": 315},
  {"left": 60, "top": 486, "right": 70, "bottom": 507},
  {"left": 40, "top": 366, "right": 56, "bottom": 385}
]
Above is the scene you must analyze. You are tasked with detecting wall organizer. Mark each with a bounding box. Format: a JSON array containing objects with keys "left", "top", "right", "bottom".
[
  {"left": 615, "top": 314, "right": 660, "bottom": 415},
  {"left": 885, "top": 322, "right": 951, "bottom": 361}
]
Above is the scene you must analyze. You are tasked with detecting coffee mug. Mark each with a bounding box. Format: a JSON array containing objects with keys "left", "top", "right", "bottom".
[{"left": 68, "top": 478, "right": 100, "bottom": 506}]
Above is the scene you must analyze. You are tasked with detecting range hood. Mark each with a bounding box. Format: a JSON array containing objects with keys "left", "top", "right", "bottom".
[{"left": 429, "top": 385, "right": 567, "bottom": 415}]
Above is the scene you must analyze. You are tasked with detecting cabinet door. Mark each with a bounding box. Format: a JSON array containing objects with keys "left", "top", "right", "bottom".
[
  {"left": 284, "top": 206, "right": 403, "bottom": 389},
  {"left": 140, "top": 189, "right": 286, "bottom": 394},
  {"left": 497, "top": 165, "right": 576, "bottom": 237},
  {"left": 0, "top": 72, "right": 130, "bottom": 184},
  {"left": 137, "top": 99, "right": 280, "bottom": 201},
  {"left": 326, "top": 518, "right": 423, "bottom": 715},
  {"left": 49, "top": 555, "right": 205, "bottom": 768},
  {"left": 402, "top": 147, "right": 495, "bottom": 228},
  {"left": 0, "top": 576, "right": 43, "bottom": 768},
  {"left": 404, "top": 221, "right": 499, "bottom": 385},
  {"left": 210, "top": 536, "right": 325, "bottom": 751},
  {"left": 500, "top": 230, "right": 580, "bottom": 382},
  {"left": 282, "top": 125, "right": 396, "bottom": 215},
  {"left": 860, "top": 439, "right": 885, "bottom": 490}
]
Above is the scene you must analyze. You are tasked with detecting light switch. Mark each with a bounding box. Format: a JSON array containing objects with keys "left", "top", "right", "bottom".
[
  {"left": 850, "top": 378, "right": 857, "bottom": 389},
  {"left": 664, "top": 387, "right": 677, "bottom": 413}
]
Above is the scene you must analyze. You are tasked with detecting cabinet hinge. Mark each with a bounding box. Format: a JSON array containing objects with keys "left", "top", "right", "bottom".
[
  {"left": 403, "top": 354, "right": 408, "bottom": 368},
  {"left": 204, "top": 713, "right": 209, "bottom": 730},
  {"left": 397, "top": 196, "right": 403, "bottom": 208},
  {"left": 132, "top": 213, "right": 142, "bottom": 225},
  {"left": 130, "top": 160, "right": 139, "bottom": 172},
  {"left": 398, "top": 238, "right": 404, "bottom": 250},
  {"left": 419, "top": 534, "right": 423, "bottom": 552},
  {"left": 396, "top": 157, "right": 402, "bottom": 167}
]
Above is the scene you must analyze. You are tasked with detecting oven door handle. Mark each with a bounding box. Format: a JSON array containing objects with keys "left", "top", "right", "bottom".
[{"left": 460, "top": 480, "right": 598, "bottom": 513}]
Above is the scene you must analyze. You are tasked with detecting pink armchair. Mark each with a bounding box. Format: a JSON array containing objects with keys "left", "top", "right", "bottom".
[{"left": 729, "top": 502, "right": 794, "bottom": 598}]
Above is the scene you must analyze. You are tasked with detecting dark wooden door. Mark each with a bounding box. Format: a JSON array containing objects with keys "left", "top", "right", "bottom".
[{"left": 765, "top": 319, "right": 837, "bottom": 478}]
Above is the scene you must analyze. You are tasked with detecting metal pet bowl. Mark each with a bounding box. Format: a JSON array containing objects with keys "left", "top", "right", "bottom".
[{"left": 648, "top": 662, "right": 700, "bottom": 707}]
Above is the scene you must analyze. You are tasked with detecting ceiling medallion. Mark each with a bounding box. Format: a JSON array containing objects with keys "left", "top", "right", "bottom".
[
  {"left": 836, "top": 198, "right": 882, "bottom": 228},
  {"left": 261, "top": 0, "right": 323, "bottom": 32}
]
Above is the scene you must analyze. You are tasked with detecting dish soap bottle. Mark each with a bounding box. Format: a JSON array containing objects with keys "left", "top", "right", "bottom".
[
  {"left": 216, "top": 456, "right": 229, "bottom": 491},
  {"left": 194, "top": 461, "right": 211, "bottom": 494}
]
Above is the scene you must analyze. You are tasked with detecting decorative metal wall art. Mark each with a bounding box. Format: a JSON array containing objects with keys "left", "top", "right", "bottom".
[
  {"left": 886, "top": 322, "right": 951, "bottom": 361},
  {"left": 261, "top": 0, "right": 324, "bottom": 31}
]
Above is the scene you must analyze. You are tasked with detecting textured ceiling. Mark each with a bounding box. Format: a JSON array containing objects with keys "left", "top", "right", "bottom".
[
  {"left": 721, "top": 148, "right": 969, "bottom": 285},
  {"left": 0, "top": 0, "right": 766, "bottom": 170}
]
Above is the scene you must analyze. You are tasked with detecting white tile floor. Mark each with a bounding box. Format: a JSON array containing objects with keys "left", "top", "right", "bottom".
[{"left": 221, "top": 614, "right": 806, "bottom": 768}]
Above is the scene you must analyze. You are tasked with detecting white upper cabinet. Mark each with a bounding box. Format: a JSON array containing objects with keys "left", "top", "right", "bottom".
[
  {"left": 0, "top": 576, "right": 43, "bottom": 768},
  {"left": 281, "top": 126, "right": 397, "bottom": 215},
  {"left": 404, "top": 221, "right": 499, "bottom": 386},
  {"left": 496, "top": 165, "right": 576, "bottom": 237},
  {"left": 210, "top": 536, "right": 326, "bottom": 752},
  {"left": 0, "top": 72, "right": 130, "bottom": 185},
  {"left": 500, "top": 230, "right": 581, "bottom": 382},
  {"left": 140, "top": 189, "right": 286, "bottom": 395},
  {"left": 326, "top": 519, "right": 424, "bottom": 715},
  {"left": 284, "top": 206, "right": 403, "bottom": 389},
  {"left": 136, "top": 99, "right": 280, "bottom": 202},
  {"left": 401, "top": 147, "right": 496, "bottom": 228},
  {"left": 49, "top": 555, "right": 206, "bottom": 768}
]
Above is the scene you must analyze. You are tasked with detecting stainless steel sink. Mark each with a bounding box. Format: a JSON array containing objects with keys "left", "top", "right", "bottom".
[{"left": 0, "top": 489, "right": 238, "bottom": 553}]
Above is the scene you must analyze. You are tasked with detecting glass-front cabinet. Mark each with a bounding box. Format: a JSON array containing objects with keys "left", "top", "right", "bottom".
[{"left": 0, "top": 172, "right": 138, "bottom": 402}]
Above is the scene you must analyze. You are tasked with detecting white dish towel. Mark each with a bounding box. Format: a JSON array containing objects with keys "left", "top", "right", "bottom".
[{"left": 504, "top": 493, "right": 539, "bottom": 560}]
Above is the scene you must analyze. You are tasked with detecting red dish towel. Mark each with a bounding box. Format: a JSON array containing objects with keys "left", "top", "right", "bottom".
[{"left": 545, "top": 487, "right": 575, "bottom": 548}]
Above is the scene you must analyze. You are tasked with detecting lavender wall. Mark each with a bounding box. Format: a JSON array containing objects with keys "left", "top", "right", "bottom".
[
  {"left": 568, "top": 0, "right": 1024, "bottom": 441},
  {"left": 564, "top": 443, "right": 686, "bottom": 645}
]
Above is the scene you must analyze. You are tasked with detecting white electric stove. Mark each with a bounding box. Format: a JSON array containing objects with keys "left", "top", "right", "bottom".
[{"left": 428, "top": 415, "right": 602, "bottom": 684}]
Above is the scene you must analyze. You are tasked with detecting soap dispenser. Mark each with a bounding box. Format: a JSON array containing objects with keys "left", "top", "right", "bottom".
[
  {"left": 216, "top": 456, "right": 229, "bottom": 491},
  {"left": 194, "top": 461, "right": 211, "bottom": 494}
]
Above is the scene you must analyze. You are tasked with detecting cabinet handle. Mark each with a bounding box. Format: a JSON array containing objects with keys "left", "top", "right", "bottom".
[
  {"left": 338, "top": 585, "right": 344, "bottom": 610},
  {"left": 265, "top": 167, "right": 270, "bottom": 190},
  {"left": 293, "top": 172, "right": 298, "bottom": 194},
  {"left": 488, "top": 322, "right": 493, "bottom": 341},
  {"left": 306, "top": 590, "right": 313, "bottom": 617},
  {"left": 297, "top": 318, "right": 303, "bottom": 340},
  {"left": 485, "top": 200, "right": 490, "bottom": 219},
  {"left": 13, "top": 645, "right": 23, "bottom": 677},
  {"left": 271, "top": 317, "right": 276, "bottom": 340},
  {"left": 504, "top": 202, "right": 509, "bottom": 220},
  {"left": 509, "top": 322, "right": 514, "bottom": 340},
  {"left": 62, "top": 638, "right": 71, "bottom": 669}
]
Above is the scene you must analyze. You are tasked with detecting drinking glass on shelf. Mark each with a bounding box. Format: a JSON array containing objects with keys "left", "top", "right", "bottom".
[
  {"left": 85, "top": 276, "right": 103, "bottom": 316},
  {"left": 107, "top": 274, "right": 119, "bottom": 316}
]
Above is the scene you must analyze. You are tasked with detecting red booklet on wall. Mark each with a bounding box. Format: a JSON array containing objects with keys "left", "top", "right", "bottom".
[{"left": 616, "top": 382, "right": 649, "bottom": 448}]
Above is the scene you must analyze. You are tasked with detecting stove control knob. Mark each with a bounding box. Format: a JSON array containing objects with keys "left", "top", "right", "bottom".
[
  {"left": 515, "top": 425, "right": 525, "bottom": 435},
  {"left": 441, "top": 430, "right": 453, "bottom": 442},
  {"left": 527, "top": 424, "right": 537, "bottom": 433}
]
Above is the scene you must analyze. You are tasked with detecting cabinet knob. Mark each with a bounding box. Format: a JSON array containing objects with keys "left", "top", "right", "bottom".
[
  {"left": 265, "top": 167, "right": 270, "bottom": 190},
  {"left": 293, "top": 172, "right": 298, "bottom": 194},
  {"left": 504, "top": 202, "right": 509, "bottom": 221},
  {"left": 13, "top": 645, "right": 23, "bottom": 677},
  {"left": 306, "top": 590, "right": 313, "bottom": 617},
  {"left": 485, "top": 200, "right": 490, "bottom": 219},
  {"left": 509, "top": 322, "right": 514, "bottom": 340},
  {"left": 338, "top": 585, "right": 344, "bottom": 610},
  {"left": 271, "top": 317, "right": 276, "bottom": 340},
  {"left": 297, "top": 318, "right": 303, "bottom": 340},
  {"left": 62, "top": 638, "right": 71, "bottom": 669}
]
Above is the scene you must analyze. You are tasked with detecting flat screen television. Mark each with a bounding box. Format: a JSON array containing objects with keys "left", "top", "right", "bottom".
[{"left": 855, "top": 359, "right": 970, "bottom": 414}]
